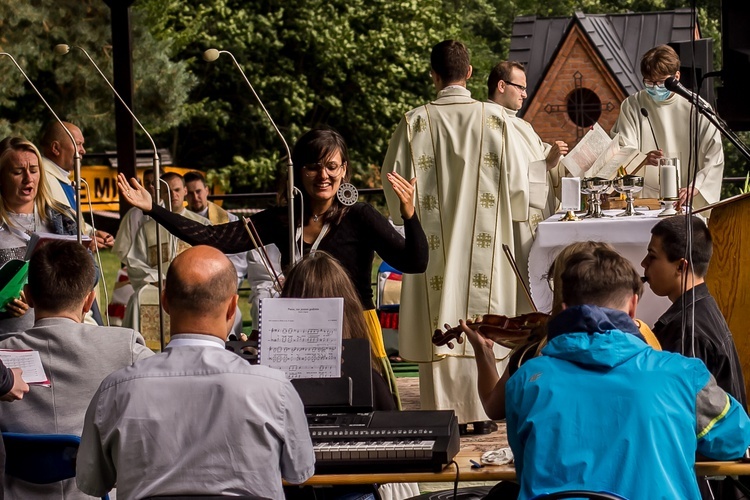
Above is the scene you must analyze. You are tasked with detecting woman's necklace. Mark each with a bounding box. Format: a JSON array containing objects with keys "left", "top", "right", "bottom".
[{"left": 312, "top": 208, "right": 329, "bottom": 222}]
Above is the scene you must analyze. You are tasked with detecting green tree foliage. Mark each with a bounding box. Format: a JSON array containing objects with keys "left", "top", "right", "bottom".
[
  {"left": 0, "top": 0, "right": 195, "bottom": 151},
  {"left": 2, "top": 0, "right": 745, "bottom": 196},
  {"left": 138, "top": 0, "right": 463, "bottom": 192}
]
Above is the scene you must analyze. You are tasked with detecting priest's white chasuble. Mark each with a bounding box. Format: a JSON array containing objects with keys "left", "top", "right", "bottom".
[{"left": 382, "top": 86, "right": 528, "bottom": 422}]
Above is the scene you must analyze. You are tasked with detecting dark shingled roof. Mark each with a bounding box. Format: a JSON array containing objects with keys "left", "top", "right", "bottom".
[{"left": 509, "top": 8, "right": 699, "bottom": 110}]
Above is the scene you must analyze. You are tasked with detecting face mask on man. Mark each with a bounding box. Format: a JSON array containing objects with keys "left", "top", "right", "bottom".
[{"left": 646, "top": 86, "right": 671, "bottom": 102}]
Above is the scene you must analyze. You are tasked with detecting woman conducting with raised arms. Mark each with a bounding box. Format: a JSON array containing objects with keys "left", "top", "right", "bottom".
[{"left": 118, "top": 128, "right": 428, "bottom": 404}]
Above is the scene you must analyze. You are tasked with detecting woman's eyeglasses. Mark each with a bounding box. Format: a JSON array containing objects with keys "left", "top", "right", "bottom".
[{"left": 302, "top": 161, "right": 345, "bottom": 178}]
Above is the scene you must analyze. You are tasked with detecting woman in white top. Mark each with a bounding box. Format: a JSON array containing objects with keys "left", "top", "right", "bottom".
[{"left": 0, "top": 136, "right": 78, "bottom": 334}]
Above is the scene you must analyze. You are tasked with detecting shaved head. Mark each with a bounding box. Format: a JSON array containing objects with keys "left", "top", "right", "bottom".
[
  {"left": 164, "top": 246, "right": 238, "bottom": 317},
  {"left": 39, "top": 121, "right": 85, "bottom": 172}
]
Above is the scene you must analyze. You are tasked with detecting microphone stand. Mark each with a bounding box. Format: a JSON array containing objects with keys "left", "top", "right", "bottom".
[
  {"left": 204, "top": 49, "right": 297, "bottom": 263},
  {"left": 704, "top": 111, "right": 750, "bottom": 164},
  {"left": 0, "top": 52, "right": 84, "bottom": 244},
  {"left": 57, "top": 44, "right": 167, "bottom": 350},
  {"left": 667, "top": 80, "right": 750, "bottom": 163}
]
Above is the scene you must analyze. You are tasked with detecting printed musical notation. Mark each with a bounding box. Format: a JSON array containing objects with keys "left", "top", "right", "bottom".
[{"left": 259, "top": 298, "right": 344, "bottom": 379}]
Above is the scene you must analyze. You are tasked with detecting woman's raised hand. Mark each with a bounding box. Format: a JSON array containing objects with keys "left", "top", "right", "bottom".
[
  {"left": 117, "top": 173, "right": 152, "bottom": 211},
  {"left": 386, "top": 172, "right": 417, "bottom": 219}
]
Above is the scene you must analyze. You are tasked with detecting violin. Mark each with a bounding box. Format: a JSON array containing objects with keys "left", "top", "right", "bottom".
[{"left": 432, "top": 312, "right": 550, "bottom": 349}]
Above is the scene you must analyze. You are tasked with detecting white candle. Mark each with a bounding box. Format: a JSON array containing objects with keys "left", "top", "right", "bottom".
[
  {"left": 660, "top": 164, "right": 678, "bottom": 199},
  {"left": 561, "top": 177, "right": 581, "bottom": 211}
]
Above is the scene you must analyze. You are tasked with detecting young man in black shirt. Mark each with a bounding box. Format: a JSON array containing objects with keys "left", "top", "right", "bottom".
[{"left": 642, "top": 215, "right": 746, "bottom": 408}]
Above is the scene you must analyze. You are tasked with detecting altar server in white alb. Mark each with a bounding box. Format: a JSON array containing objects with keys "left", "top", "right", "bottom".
[
  {"left": 611, "top": 44, "right": 724, "bottom": 210},
  {"left": 381, "top": 40, "right": 527, "bottom": 424},
  {"left": 487, "top": 60, "right": 568, "bottom": 313}
]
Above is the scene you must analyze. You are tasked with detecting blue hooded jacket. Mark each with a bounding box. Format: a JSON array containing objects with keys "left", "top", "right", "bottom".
[{"left": 506, "top": 305, "right": 750, "bottom": 500}]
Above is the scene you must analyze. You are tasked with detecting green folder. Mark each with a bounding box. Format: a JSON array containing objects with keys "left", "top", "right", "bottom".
[{"left": 0, "top": 260, "right": 29, "bottom": 313}]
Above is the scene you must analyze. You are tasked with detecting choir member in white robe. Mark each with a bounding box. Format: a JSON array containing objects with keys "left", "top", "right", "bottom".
[
  {"left": 611, "top": 45, "right": 724, "bottom": 210},
  {"left": 381, "top": 41, "right": 529, "bottom": 423},
  {"left": 487, "top": 61, "right": 569, "bottom": 313},
  {"left": 122, "top": 173, "right": 209, "bottom": 332}
]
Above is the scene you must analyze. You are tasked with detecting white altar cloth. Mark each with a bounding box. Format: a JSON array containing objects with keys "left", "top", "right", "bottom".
[{"left": 528, "top": 209, "right": 672, "bottom": 326}]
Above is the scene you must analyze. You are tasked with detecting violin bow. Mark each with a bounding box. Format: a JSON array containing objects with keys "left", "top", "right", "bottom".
[
  {"left": 502, "top": 243, "right": 538, "bottom": 312},
  {"left": 242, "top": 216, "right": 283, "bottom": 293}
]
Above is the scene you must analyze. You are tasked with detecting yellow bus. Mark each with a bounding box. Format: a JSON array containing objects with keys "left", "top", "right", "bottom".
[{"left": 80, "top": 150, "right": 223, "bottom": 212}]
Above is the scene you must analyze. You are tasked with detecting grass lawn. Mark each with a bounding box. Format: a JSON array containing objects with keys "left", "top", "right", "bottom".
[{"left": 94, "top": 248, "right": 252, "bottom": 328}]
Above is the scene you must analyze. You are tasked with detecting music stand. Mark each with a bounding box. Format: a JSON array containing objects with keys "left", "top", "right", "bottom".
[{"left": 291, "top": 338, "right": 374, "bottom": 413}]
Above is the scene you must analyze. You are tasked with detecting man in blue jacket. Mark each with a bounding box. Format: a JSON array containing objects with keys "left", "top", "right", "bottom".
[{"left": 504, "top": 245, "right": 750, "bottom": 499}]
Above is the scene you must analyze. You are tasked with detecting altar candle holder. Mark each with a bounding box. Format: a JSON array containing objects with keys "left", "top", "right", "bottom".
[{"left": 658, "top": 157, "right": 681, "bottom": 217}]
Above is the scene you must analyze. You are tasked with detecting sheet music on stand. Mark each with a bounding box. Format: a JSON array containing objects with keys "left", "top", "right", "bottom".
[{"left": 258, "top": 297, "right": 343, "bottom": 379}]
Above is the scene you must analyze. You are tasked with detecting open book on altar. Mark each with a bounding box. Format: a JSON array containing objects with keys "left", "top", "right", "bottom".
[{"left": 561, "top": 123, "right": 646, "bottom": 179}]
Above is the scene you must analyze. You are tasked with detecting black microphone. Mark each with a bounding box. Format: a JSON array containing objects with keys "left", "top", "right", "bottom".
[
  {"left": 664, "top": 76, "right": 714, "bottom": 115},
  {"left": 0, "top": 51, "right": 85, "bottom": 244},
  {"left": 639, "top": 107, "right": 660, "bottom": 151}
]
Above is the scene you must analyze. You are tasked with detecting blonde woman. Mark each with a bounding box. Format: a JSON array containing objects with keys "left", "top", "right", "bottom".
[{"left": 0, "top": 136, "right": 78, "bottom": 334}]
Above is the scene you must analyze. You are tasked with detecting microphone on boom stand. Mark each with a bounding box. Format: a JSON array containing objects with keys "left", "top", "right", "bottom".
[
  {"left": 203, "top": 48, "right": 298, "bottom": 264},
  {"left": 0, "top": 51, "right": 84, "bottom": 244},
  {"left": 664, "top": 76, "right": 714, "bottom": 115},
  {"left": 54, "top": 44, "right": 168, "bottom": 350}
]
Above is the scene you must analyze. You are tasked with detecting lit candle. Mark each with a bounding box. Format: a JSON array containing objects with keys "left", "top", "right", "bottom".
[
  {"left": 562, "top": 177, "right": 581, "bottom": 211},
  {"left": 660, "top": 164, "right": 678, "bottom": 199}
]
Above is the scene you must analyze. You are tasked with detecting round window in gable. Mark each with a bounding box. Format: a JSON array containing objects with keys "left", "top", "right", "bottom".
[{"left": 566, "top": 88, "right": 602, "bottom": 128}]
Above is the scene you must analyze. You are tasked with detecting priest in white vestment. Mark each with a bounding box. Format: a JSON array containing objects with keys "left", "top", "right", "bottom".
[
  {"left": 487, "top": 61, "right": 569, "bottom": 313},
  {"left": 381, "top": 41, "right": 529, "bottom": 423},
  {"left": 611, "top": 45, "right": 724, "bottom": 210}
]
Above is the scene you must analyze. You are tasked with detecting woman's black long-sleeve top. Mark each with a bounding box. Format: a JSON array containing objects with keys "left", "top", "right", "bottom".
[{"left": 145, "top": 202, "right": 428, "bottom": 310}]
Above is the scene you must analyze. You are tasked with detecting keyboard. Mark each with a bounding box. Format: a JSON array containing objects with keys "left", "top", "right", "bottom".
[{"left": 308, "top": 410, "right": 460, "bottom": 473}]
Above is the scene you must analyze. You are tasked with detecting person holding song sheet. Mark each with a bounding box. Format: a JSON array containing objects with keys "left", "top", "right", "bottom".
[
  {"left": 0, "top": 137, "right": 79, "bottom": 335},
  {"left": 0, "top": 359, "right": 29, "bottom": 500},
  {"left": 0, "top": 240, "right": 153, "bottom": 500},
  {"left": 611, "top": 45, "right": 724, "bottom": 210},
  {"left": 118, "top": 128, "right": 428, "bottom": 407}
]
